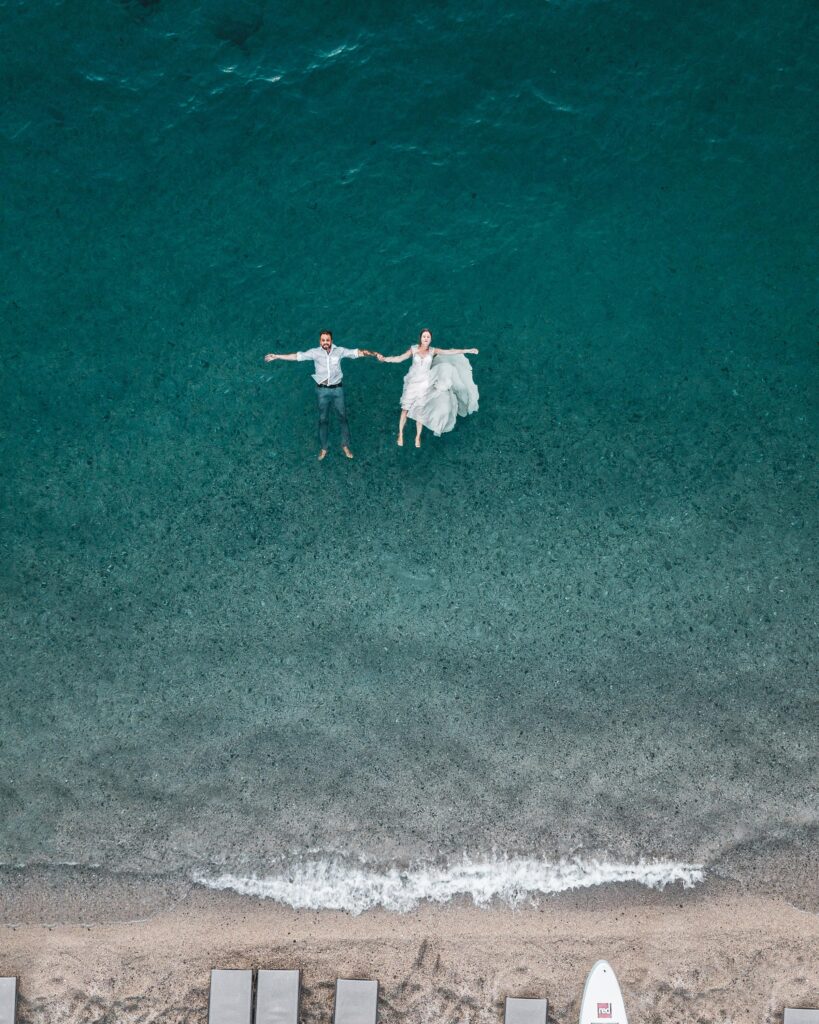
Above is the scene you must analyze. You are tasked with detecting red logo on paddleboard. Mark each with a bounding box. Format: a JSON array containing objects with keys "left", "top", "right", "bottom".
[{"left": 597, "top": 1004, "right": 613, "bottom": 1020}]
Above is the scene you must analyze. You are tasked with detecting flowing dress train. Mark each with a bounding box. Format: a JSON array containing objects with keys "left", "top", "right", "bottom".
[{"left": 400, "top": 346, "right": 479, "bottom": 436}]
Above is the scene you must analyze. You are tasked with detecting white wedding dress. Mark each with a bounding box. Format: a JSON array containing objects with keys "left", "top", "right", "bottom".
[{"left": 400, "top": 345, "right": 479, "bottom": 436}]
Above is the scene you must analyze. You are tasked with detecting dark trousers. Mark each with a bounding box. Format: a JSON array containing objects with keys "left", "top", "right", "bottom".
[{"left": 316, "top": 386, "right": 350, "bottom": 450}]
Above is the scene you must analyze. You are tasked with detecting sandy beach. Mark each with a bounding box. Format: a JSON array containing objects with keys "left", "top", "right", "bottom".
[{"left": 3, "top": 876, "right": 818, "bottom": 1023}]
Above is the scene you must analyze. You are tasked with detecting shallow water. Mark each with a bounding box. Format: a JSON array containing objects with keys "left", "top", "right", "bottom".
[{"left": 1, "top": 0, "right": 817, "bottom": 909}]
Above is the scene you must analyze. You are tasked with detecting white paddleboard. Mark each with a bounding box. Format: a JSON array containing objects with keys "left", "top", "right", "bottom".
[{"left": 579, "top": 960, "right": 628, "bottom": 1024}]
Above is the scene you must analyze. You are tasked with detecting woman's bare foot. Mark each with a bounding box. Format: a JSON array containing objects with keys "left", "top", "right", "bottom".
[
  {"left": 415, "top": 437, "right": 421, "bottom": 448},
  {"left": 397, "top": 435, "right": 404, "bottom": 446},
  {"left": 342, "top": 446, "right": 354, "bottom": 459},
  {"left": 318, "top": 449, "right": 328, "bottom": 461}
]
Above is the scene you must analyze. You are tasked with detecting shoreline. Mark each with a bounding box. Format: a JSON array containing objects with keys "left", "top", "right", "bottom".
[
  {"left": 2, "top": 827, "right": 816, "bottom": 927},
  {"left": 3, "top": 877, "right": 817, "bottom": 1023}
]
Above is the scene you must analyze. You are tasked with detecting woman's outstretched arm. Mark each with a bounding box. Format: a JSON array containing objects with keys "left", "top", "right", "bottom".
[
  {"left": 377, "top": 349, "right": 413, "bottom": 363},
  {"left": 433, "top": 347, "right": 479, "bottom": 355}
]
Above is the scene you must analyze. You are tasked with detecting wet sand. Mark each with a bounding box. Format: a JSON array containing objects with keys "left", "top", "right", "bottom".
[{"left": 3, "top": 879, "right": 817, "bottom": 1023}]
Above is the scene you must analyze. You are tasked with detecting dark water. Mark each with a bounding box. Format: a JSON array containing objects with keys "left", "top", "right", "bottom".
[{"left": 1, "top": 0, "right": 817, "bottom": 909}]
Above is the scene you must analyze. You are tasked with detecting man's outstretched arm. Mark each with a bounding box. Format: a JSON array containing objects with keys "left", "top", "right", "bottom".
[
  {"left": 264, "top": 352, "right": 301, "bottom": 362},
  {"left": 333, "top": 346, "right": 381, "bottom": 359}
]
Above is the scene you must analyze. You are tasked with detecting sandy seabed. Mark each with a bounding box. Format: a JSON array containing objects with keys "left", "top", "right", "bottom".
[{"left": 2, "top": 879, "right": 818, "bottom": 1024}]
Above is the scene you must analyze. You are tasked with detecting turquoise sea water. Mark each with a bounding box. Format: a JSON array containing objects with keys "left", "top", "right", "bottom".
[{"left": 1, "top": 0, "right": 817, "bottom": 909}]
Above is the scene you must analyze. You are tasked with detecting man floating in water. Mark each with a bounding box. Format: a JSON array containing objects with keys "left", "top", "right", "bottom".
[{"left": 264, "top": 330, "right": 379, "bottom": 460}]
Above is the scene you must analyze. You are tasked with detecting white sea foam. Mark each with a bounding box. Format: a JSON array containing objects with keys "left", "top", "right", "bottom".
[{"left": 193, "top": 855, "right": 704, "bottom": 915}]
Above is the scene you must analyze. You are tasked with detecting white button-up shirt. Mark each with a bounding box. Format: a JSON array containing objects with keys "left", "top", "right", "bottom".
[{"left": 297, "top": 345, "right": 360, "bottom": 385}]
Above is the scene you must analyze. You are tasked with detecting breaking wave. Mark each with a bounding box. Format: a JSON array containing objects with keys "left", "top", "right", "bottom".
[{"left": 194, "top": 855, "right": 704, "bottom": 914}]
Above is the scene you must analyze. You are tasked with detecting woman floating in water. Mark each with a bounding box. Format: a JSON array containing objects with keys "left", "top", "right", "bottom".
[{"left": 377, "top": 329, "right": 479, "bottom": 447}]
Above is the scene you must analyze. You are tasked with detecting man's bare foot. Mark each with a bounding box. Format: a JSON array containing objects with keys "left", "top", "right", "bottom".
[
  {"left": 397, "top": 435, "right": 404, "bottom": 446},
  {"left": 318, "top": 449, "right": 327, "bottom": 461},
  {"left": 415, "top": 437, "right": 422, "bottom": 448},
  {"left": 342, "top": 446, "right": 354, "bottom": 459}
]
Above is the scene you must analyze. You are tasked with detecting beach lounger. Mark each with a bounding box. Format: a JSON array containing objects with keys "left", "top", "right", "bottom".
[
  {"left": 0, "top": 979, "right": 17, "bottom": 1024},
  {"left": 333, "top": 979, "right": 379, "bottom": 1024},
  {"left": 255, "top": 969, "right": 300, "bottom": 1024},
  {"left": 784, "top": 1011, "right": 819, "bottom": 1024},
  {"left": 504, "top": 996, "right": 548, "bottom": 1024},
  {"left": 208, "top": 969, "right": 253, "bottom": 1024}
]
